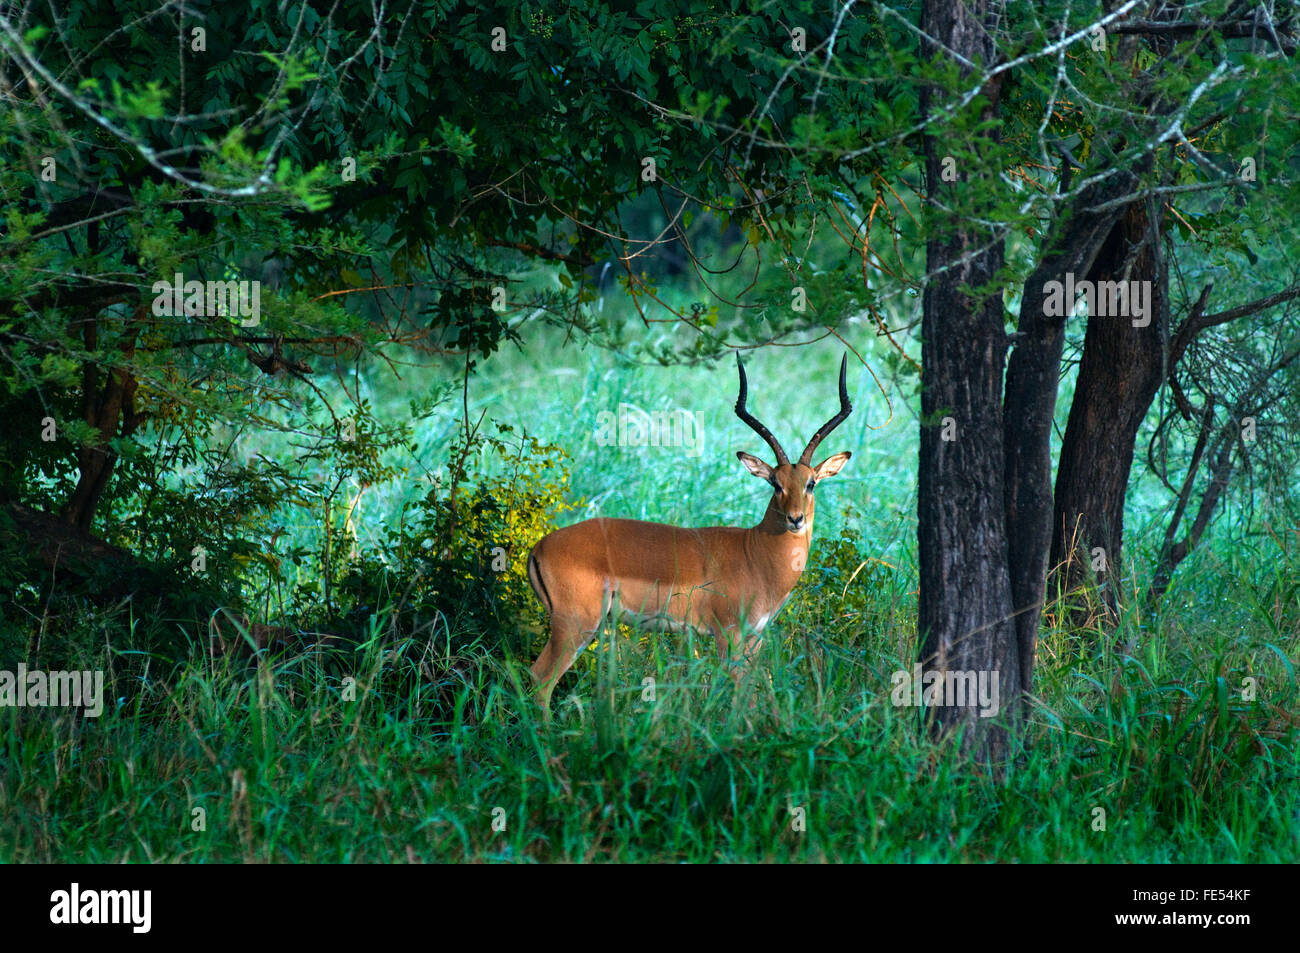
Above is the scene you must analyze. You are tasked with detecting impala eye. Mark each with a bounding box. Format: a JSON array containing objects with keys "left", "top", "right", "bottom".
[{"left": 806, "top": 480, "right": 817, "bottom": 493}]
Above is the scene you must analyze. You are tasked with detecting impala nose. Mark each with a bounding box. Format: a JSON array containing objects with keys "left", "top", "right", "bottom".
[{"left": 788, "top": 513, "right": 805, "bottom": 531}]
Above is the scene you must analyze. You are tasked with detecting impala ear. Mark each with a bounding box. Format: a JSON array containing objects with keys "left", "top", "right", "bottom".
[
  {"left": 736, "top": 451, "right": 773, "bottom": 481},
  {"left": 813, "top": 451, "right": 851, "bottom": 480}
]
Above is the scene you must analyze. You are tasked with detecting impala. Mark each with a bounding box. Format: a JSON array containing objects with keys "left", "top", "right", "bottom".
[{"left": 525, "top": 353, "right": 853, "bottom": 712}]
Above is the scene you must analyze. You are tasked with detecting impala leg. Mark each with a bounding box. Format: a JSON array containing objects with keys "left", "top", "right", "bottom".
[
  {"left": 530, "top": 613, "right": 599, "bottom": 715},
  {"left": 713, "top": 627, "right": 764, "bottom": 687}
]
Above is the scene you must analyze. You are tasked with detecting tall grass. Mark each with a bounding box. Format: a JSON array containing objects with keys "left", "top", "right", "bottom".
[{"left": 3, "top": 562, "right": 1296, "bottom": 862}]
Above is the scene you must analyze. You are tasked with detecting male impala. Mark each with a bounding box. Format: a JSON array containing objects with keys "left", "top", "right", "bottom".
[{"left": 525, "top": 353, "right": 853, "bottom": 712}]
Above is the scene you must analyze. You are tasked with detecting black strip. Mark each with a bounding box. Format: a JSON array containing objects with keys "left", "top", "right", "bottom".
[{"left": 527, "top": 550, "right": 553, "bottom": 616}]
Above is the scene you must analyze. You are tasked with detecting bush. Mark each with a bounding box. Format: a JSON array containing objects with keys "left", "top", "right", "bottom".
[{"left": 330, "top": 423, "right": 576, "bottom": 669}]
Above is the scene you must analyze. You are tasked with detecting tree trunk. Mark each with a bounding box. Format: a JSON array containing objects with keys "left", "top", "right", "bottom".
[
  {"left": 917, "top": 0, "right": 1148, "bottom": 762},
  {"left": 1004, "top": 176, "right": 1139, "bottom": 681},
  {"left": 61, "top": 308, "right": 143, "bottom": 531},
  {"left": 917, "top": 0, "right": 1022, "bottom": 762},
  {"left": 1049, "top": 201, "right": 1167, "bottom": 628}
]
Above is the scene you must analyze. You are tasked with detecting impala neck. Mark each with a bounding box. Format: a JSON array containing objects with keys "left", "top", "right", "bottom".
[{"left": 747, "top": 497, "right": 813, "bottom": 578}]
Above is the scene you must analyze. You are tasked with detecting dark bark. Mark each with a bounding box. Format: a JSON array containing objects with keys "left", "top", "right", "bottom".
[
  {"left": 1004, "top": 173, "right": 1139, "bottom": 680},
  {"left": 1042, "top": 1, "right": 1300, "bottom": 631},
  {"left": 917, "top": 0, "right": 1022, "bottom": 762},
  {"left": 1052, "top": 226, "right": 1300, "bottom": 628},
  {"left": 915, "top": 1, "right": 1163, "bottom": 760},
  {"left": 1048, "top": 200, "right": 1167, "bottom": 627},
  {"left": 2, "top": 500, "right": 136, "bottom": 582}
]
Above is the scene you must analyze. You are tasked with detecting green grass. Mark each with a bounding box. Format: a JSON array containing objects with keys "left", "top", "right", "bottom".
[
  {"left": 2, "top": 569, "right": 1297, "bottom": 862},
  {"left": 2, "top": 334, "right": 1298, "bottom": 862}
]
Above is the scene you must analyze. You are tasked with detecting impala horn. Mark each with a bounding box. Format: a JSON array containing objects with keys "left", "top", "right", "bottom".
[
  {"left": 798, "top": 354, "right": 852, "bottom": 466},
  {"left": 735, "top": 353, "right": 789, "bottom": 466}
]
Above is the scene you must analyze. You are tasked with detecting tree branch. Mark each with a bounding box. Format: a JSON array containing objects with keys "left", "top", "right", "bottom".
[{"left": 1172, "top": 283, "right": 1300, "bottom": 363}]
